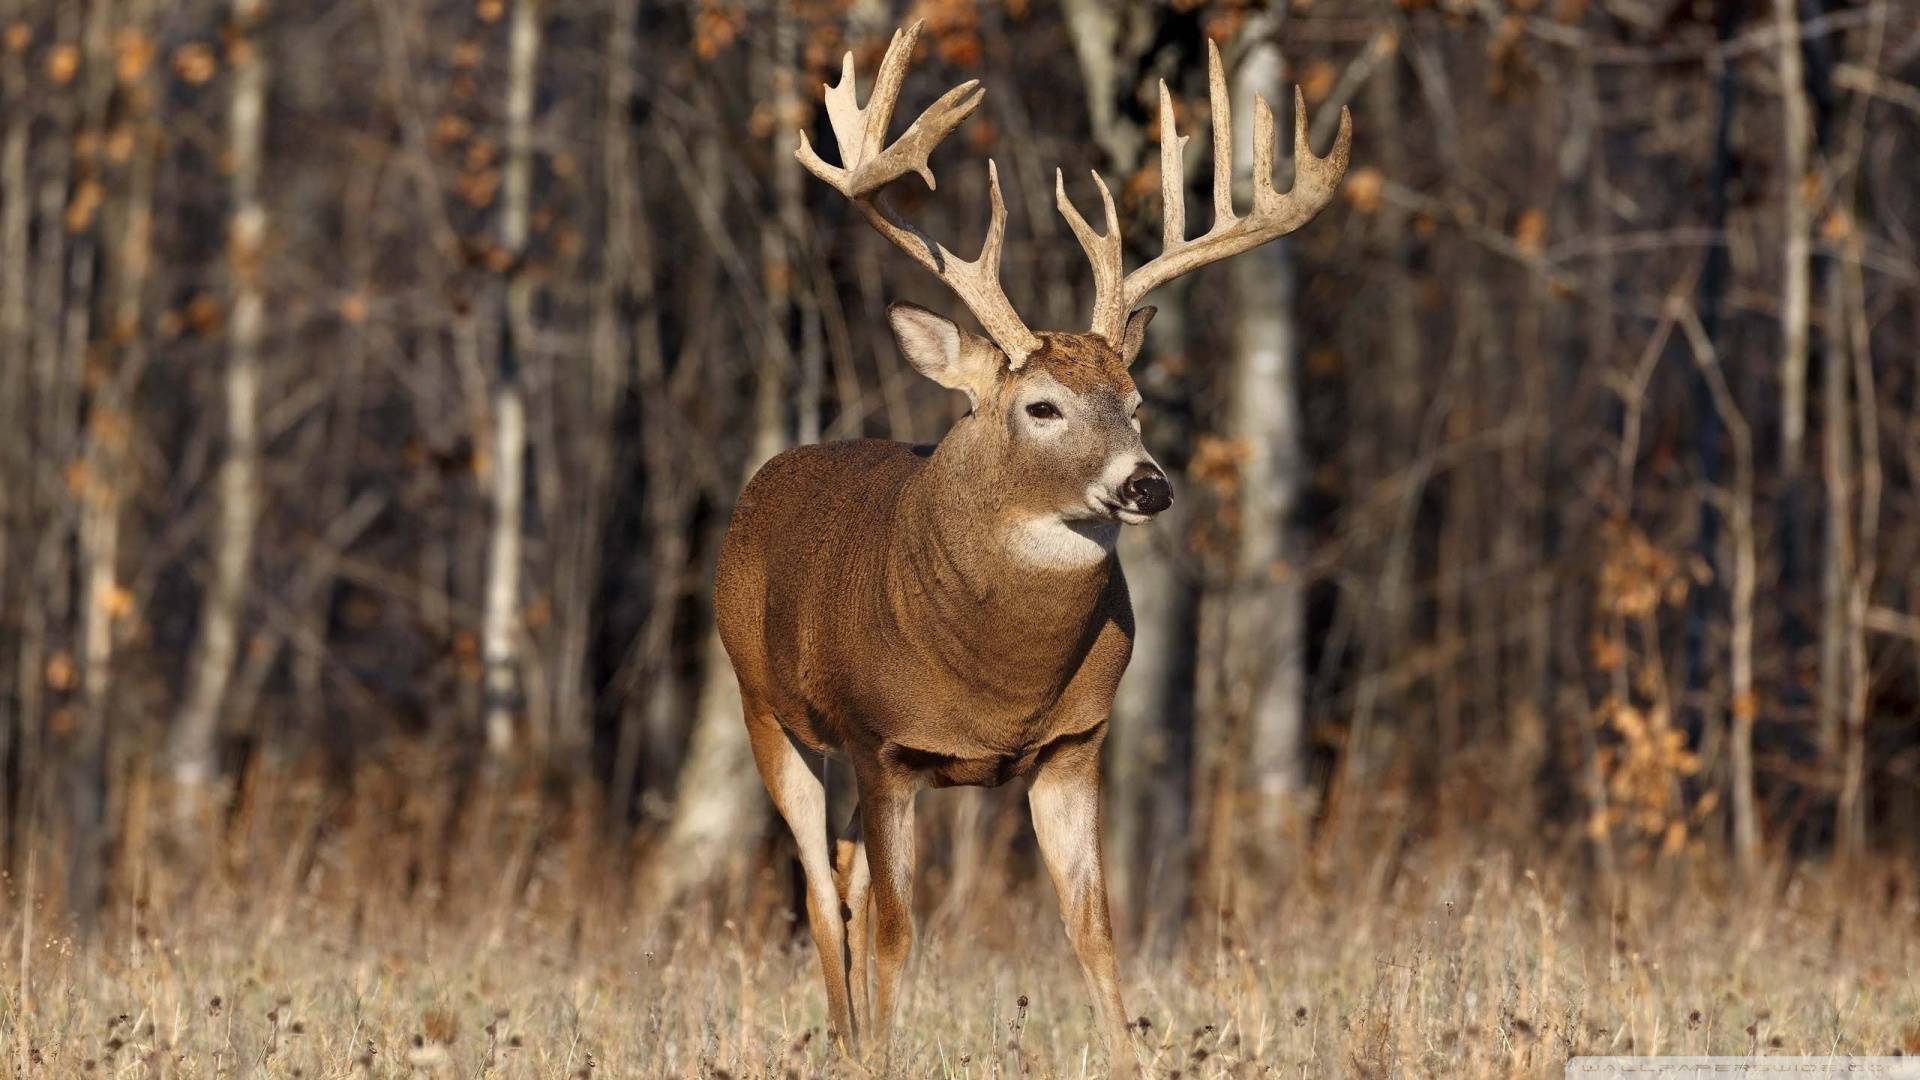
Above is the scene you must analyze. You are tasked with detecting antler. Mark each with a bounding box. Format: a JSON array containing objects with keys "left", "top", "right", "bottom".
[
  {"left": 1057, "top": 41, "right": 1353, "bottom": 345},
  {"left": 797, "top": 21, "right": 1042, "bottom": 364}
]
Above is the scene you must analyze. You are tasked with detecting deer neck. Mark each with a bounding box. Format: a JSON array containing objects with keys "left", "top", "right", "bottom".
[{"left": 889, "top": 443, "right": 1117, "bottom": 681}]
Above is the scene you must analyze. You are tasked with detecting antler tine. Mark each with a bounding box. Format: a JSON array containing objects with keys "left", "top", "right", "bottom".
[
  {"left": 860, "top": 24, "right": 918, "bottom": 167},
  {"left": 1208, "top": 42, "right": 1234, "bottom": 232},
  {"left": 796, "top": 21, "right": 1039, "bottom": 362},
  {"left": 1119, "top": 68, "right": 1352, "bottom": 318},
  {"left": 1055, "top": 168, "right": 1125, "bottom": 345},
  {"left": 1262, "top": 86, "right": 1352, "bottom": 215},
  {"left": 796, "top": 21, "right": 985, "bottom": 198},
  {"left": 854, "top": 162, "right": 1041, "bottom": 364},
  {"left": 1251, "top": 91, "right": 1275, "bottom": 209},
  {"left": 1156, "top": 81, "right": 1187, "bottom": 257},
  {"left": 1062, "top": 42, "right": 1353, "bottom": 346}
]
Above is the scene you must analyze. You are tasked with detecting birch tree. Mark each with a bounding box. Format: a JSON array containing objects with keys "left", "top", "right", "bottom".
[
  {"left": 171, "top": 0, "right": 267, "bottom": 801},
  {"left": 482, "top": 0, "right": 541, "bottom": 756},
  {"left": 1222, "top": 34, "right": 1307, "bottom": 845}
]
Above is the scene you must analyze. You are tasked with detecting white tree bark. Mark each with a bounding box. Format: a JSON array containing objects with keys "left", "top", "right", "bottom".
[
  {"left": 171, "top": 0, "right": 264, "bottom": 796},
  {"left": 482, "top": 0, "right": 541, "bottom": 756},
  {"left": 1774, "top": 0, "right": 1812, "bottom": 486},
  {"left": 1223, "top": 41, "right": 1306, "bottom": 841}
]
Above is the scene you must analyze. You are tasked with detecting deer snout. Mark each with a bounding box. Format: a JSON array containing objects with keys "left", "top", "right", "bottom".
[{"left": 1121, "top": 463, "right": 1173, "bottom": 516}]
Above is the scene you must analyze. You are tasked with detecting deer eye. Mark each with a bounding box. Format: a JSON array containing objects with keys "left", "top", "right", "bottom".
[{"left": 1025, "top": 401, "right": 1061, "bottom": 421}]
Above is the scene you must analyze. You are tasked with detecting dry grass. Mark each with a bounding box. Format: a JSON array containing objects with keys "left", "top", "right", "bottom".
[
  {"left": 6, "top": 849, "right": 1918, "bottom": 1078},
  {"left": 3, "top": 770, "right": 1916, "bottom": 1077}
]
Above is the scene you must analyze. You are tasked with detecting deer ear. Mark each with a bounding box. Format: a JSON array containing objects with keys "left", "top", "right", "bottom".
[
  {"left": 889, "top": 302, "right": 1000, "bottom": 405},
  {"left": 1120, "top": 306, "right": 1157, "bottom": 368}
]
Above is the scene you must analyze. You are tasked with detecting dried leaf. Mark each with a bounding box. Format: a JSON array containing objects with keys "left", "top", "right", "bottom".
[
  {"left": 46, "top": 650, "right": 75, "bottom": 691},
  {"left": 1300, "top": 60, "right": 1337, "bottom": 105},
  {"left": 47, "top": 43, "right": 79, "bottom": 86},
  {"left": 1513, "top": 208, "right": 1547, "bottom": 256},
  {"left": 115, "top": 28, "right": 152, "bottom": 83},
  {"left": 65, "top": 180, "right": 102, "bottom": 233},
  {"left": 173, "top": 43, "right": 216, "bottom": 84},
  {"left": 1343, "top": 166, "right": 1383, "bottom": 214},
  {"left": 103, "top": 584, "right": 135, "bottom": 621}
]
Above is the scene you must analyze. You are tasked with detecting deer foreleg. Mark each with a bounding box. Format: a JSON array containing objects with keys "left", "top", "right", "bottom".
[
  {"left": 834, "top": 823, "right": 872, "bottom": 1039},
  {"left": 1029, "top": 729, "right": 1140, "bottom": 1077}
]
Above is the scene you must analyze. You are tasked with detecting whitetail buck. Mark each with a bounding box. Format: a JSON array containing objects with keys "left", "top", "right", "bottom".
[{"left": 713, "top": 21, "right": 1349, "bottom": 1072}]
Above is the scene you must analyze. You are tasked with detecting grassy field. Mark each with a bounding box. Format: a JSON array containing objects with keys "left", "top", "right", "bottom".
[{"left": 5, "top": 818, "right": 1916, "bottom": 1079}]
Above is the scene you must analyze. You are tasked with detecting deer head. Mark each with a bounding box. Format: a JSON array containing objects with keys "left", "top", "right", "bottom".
[{"left": 796, "top": 21, "right": 1350, "bottom": 538}]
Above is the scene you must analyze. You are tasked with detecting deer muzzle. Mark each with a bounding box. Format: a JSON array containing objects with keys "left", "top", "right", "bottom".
[{"left": 1120, "top": 463, "right": 1173, "bottom": 518}]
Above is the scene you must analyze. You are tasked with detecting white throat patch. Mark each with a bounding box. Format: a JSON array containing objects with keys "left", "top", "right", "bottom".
[{"left": 1005, "top": 515, "right": 1119, "bottom": 570}]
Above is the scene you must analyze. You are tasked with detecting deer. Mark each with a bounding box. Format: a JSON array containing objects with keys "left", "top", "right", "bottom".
[{"left": 712, "top": 20, "right": 1350, "bottom": 1074}]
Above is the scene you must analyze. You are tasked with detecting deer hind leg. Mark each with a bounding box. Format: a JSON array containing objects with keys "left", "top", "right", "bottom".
[
  {"left": 743, "top": 702, "right": 857, "bottom": 1050},
  {"left": 832, "top": 804, "right": 872, "bottom": 1040},
  {"left": 1028, "top": 732, "right": 1141, "bottom": 1078},
  {"left": 826, "top": 757, "right": 872, "bottom": 1039},
  {"left": 852, "top": 761, "right": 916, "bottom": 1059}
]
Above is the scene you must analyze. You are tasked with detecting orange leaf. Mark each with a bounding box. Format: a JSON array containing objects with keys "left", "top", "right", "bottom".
[
  {"left": 114, "top": 28, "right": 152, "bottom": 83},
  {"left": 46, "top": 42, "right": 78, "bottom": 85},
  {"left": 46, "top": 651, "right": 75, "bottom": 692},
  {"left": 1343, "top": 166, "right": 1383, "bottom": 214},
  {"left": 1300, "top": 61, "right": 1337, "bottom": 105},
  {"left": 1513, "top": 208, "right": 1547, "bottom": 256},
  {"left": 172, "top": 43, "right": 216, "bottom": 84}
]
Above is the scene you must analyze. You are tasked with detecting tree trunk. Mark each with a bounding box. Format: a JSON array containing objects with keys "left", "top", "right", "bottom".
[
  {"left": 1774, "top": 0, "right": 1812, "bottom": 489},
  {"left": 0, "top": 0, "right": 33, "bottom": 866},
  {"left": 645, "top": 30, "right": 799, "bottom": 902},
  {"left": 65, "top": 0, "right": 127, "bottom": 925},
  {"left": 1817, "top": 265, "right": 1854, "bottom": 850},
  {"left": 482, "top": 0, "right": 541, "bottom": 757},
  {"left": 1223, "top": 40, "right": 1306, "bottom": 848},
  {"left": 1835, "top": 236, "right": 1876, "bottom": 859},
  {"left": 172, "top": 0, "right": 267, "bottom": 801},
  {"left": 1679, "top": 313, "right": 1761, "bottom": 878}
]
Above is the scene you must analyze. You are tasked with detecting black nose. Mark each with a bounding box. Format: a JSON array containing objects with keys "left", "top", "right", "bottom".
[{"left": 1122, "top": 464, "right": 1173, "bottom": 515}]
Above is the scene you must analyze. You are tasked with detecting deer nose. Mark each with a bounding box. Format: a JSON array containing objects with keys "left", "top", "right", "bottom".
[{"left": 1122, "top": 464, "right": 1173, "bottom": 515}]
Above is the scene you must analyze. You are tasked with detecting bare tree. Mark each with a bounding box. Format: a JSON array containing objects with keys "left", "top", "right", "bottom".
[
  {"left": 482, "top": 0, "right": 542, "bottom": 757},
  {"left": 172, "top": 0, "right": 268, "bottom": 803},
  {"left": 1222, "top": 31, "right": 1307, "bottom": 847},
  {"left": 1773, "top": 0, "right": 1813, "bottom": 491},
  {"left": 1679, "top": 307, "right": 1760, "bottom": 877},
  {"left": 643, "top": 45, "right": 796, "bottom": 905}
]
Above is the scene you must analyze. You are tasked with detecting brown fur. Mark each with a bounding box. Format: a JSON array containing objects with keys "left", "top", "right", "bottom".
[{"left": 714, "top": 325, "right": 1154, "bottom": 1073}]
